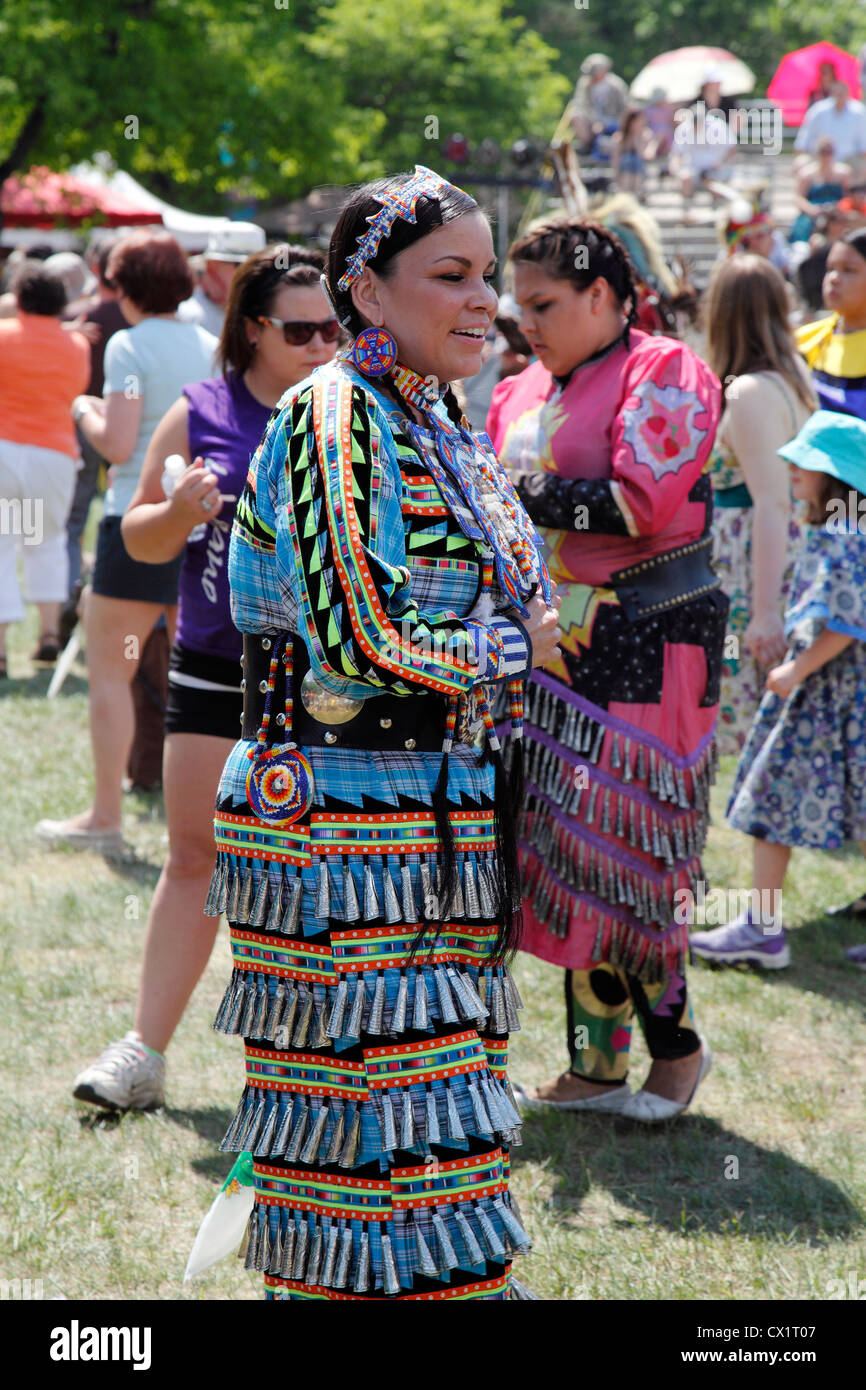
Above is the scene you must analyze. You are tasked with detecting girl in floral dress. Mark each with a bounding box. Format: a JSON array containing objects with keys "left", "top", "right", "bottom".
[
  {"left": 703, "top": 255, "right": 816, "bottom": 756},
  {"left": 691, "top": 411, "right": 866, "bottom": 969}
]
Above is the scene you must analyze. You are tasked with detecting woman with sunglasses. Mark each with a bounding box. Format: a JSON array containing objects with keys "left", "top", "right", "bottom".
[{"left": 72, "top": 245, "right": 339, "bottom": 1112}]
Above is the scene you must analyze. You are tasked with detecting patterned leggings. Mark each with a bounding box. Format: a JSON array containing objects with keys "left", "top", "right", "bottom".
[{"left": 565, "top": 964, "right": 699, "bottom": 1084}]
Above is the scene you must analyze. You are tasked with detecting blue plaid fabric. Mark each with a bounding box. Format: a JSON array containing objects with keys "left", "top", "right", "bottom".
[{"left": 216, "top": 358, "right": 536, "bottom": 1300}]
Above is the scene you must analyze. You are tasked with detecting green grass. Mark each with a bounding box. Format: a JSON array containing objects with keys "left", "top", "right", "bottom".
[{"left": 1, "top": 609, "right": 865, "bottom": 1301}]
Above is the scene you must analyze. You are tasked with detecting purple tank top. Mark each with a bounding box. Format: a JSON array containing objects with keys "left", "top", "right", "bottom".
[{"left": 175, "top": 373, "right": 272, "bottom": 660}]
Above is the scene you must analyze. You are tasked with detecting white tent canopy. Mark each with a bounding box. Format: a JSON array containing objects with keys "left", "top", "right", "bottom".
[
  {"left": 70, "top": 155, "right": 234, "bottom": 249},
  {"left": 0, "top": 226, "right": 83, "bottom": 250}
]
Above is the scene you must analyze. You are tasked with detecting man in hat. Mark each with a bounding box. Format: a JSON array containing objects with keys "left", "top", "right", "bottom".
[
  {"left": 176, "top": 221, "right": 266, "bottom": 336},
  {"left": 571, "top": 53, "right": 629, "bottom": 154}
]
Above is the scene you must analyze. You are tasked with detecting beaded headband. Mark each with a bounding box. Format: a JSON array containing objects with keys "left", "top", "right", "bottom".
[
  {"left": 336, "top": 165, "right": 469, "bottom": 293},
  {"left": 726, "top": 210, "right": 771, "bottom": 253}
]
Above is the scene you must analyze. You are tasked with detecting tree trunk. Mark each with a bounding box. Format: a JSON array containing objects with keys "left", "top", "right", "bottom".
[{"left": 0, "top": 95, "right": 48, "bottom": 234}]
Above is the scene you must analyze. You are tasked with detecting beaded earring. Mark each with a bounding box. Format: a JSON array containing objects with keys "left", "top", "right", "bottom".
[{"left": 348, "top": 325, "right": 398, "bottom": 377}]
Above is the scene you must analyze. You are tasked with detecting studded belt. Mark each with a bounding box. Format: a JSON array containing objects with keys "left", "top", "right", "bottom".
[
  {"left": 240, "top": 634, "right": 447, "bottom": 751},
  {"left": 610, "top": 536, "right": 722, "bottom": 622}
]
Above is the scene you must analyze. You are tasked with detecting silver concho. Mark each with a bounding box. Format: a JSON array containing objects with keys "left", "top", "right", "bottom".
[{"left": 300, "top": 670, "right": 365, "bottom": 725}]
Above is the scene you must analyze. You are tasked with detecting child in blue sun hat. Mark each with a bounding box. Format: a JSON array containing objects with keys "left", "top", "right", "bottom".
[{"left": 690, "top": 410, "right": 866, "bottom": 970}]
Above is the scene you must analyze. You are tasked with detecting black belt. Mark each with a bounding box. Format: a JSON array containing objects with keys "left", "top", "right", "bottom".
[
  {"left": 610, "top": 536, "right": 722, "bottom": 622},
  {"left": 240, "top": 634, "right": 447, "bottom": 751}
]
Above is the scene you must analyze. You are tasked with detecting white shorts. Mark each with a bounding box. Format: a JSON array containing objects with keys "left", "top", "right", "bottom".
[{"left": 0, "top": 437, "right": 77, "bottom": 619}]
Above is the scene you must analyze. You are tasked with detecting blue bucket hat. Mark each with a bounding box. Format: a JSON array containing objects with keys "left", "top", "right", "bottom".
[{"left": 778, "top": 409, "right": 866, "bottom": 494}]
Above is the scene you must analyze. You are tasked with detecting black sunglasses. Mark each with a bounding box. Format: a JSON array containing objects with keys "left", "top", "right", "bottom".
[{"left": 257, "top": 314, "right": 341, "bottom": 346}]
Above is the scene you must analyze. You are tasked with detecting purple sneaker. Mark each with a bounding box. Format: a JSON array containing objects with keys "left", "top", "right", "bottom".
[
  {"left": 844, "top": 943, "right": 866, "bottom": 970},
  {"left": 689, "top": 916, "right": 790, "bottom": 969}
]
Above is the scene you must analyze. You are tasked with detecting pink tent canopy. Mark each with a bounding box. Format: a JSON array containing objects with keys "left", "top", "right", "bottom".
[
  {"left": 1, "top": 165, "right": 164, "bottom": 229},
  {"left": 767, "top": 42, "right": 861, "bottom": 127}
]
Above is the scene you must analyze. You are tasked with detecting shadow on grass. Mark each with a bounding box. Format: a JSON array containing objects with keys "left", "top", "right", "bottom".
[
  {"left": 161, "top": 1104, "right": 235, "bottom": 1148},
  {"left": 100, "top": 854, "right": 164, "bottom": 889},
  {"left": 513, "top": 1109, "right": 861, "bottom": 1243},
  {"left": 0, "top": 669, "right": 89, "bottom": 700},
  {"left": 189, "top": 1152, "right": 240, "bottom": 1185},
  {"left": 78, "top": 1108, "right": 124, "bottom": 1131},
  {"left": 172, "top": 1108, "right": 239, "bottom": 1185},
  {"left": 76, "top": 1102, "right": 236, "bottom": 1182}
]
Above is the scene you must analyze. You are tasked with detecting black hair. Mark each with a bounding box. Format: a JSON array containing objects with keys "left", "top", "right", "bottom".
[
  {"left": 13, "top": 260, "right": 67, "bottom": 316},
  {"left": 509, "top": 216, "right": 639, "bottom": 325},
  {"left": 327, "top": 173, "right": 527, "bottom": 962},
  {"left": 95, "top": 237, "right": 121, "bottom": 286},
  {"left": 326, "top": 172, "right": 479, "bottom": 339},
  {"left": 842, "top": 227, "right": 866, "bottom": 263},
  {"left": 327, "top": 173, "right": 482, "bottom": 435},
  {"left": 219, "top": 242, "right": 325, "bottom": 375}
]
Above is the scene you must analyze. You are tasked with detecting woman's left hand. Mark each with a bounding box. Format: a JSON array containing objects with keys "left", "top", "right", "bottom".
[
  {"left": 765, "top": 659, "right": 800, "bottom": 699},
  {"left": 745, "top": 612, "right": 787, "bottom": 666},
  {"left": 69, "top": 319, "right": 102, "bottom": 345},
  {"left": 168, "top": 457, "right": 223, "bottom": 531}
]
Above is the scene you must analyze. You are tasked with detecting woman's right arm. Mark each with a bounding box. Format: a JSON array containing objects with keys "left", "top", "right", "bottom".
[
  {"left": 727, "top": 376, "right": 793, "bottom": 666},
  {"left": 122, "top": 397, "right": 221, "bottom": 562},
  {"left": 273, "top": 378, "right": 549, "bottom": 697}
]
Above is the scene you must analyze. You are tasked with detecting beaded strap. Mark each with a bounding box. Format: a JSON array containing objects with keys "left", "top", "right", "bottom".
[
  {"left": 506, "top": 679, "right": 524, "bottom": 741},
  {"left": 474, "top": 689, "right": 501, "bottom": 754},
  {"left": 441, "top": 696, "right": 459, "bottom": 754},
  {"left": 254, "top": 640, "right": 295, "bottom": 748}
]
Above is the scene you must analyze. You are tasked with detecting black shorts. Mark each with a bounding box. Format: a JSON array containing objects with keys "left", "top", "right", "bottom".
[
  {"left": 91, "top": 514, "right": 183, "bottom": 605},
  {"left": 164, "top": 643, "right": 243, "bottom": 739}
]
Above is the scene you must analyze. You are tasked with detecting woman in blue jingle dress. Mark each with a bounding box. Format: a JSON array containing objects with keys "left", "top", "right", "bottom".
[{"left": 202, "top": 167, "right": 562, "bottom": 1300}]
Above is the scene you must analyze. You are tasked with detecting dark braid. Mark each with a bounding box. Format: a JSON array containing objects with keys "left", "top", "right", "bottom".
[{"left": 509, "top": 217, "right": 639, "bottom": 325}]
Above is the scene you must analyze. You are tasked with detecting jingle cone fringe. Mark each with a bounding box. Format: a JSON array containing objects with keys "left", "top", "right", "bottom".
[
  {"left": 221, "top": 1070, "right": 523, "bottom": 1168},
  {"left": 499, "top": 676, "right": 719, "bottom": 982},
  {"left": 239, "top": 1194, "right": 530, "bottom": 1293},
  {"left": 204, "top": 849, "right": 505, "bottom": 931},
  {"left": 213, "top": 959, "right": 522, "bottom": 1050}
]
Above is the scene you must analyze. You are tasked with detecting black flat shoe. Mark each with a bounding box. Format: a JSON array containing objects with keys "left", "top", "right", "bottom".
[
  {"left": 827, "top": 895, "right": 866, "bottom": 919},
  {"left": 32, "top": 634, "right": 61, "bottom": 664}
]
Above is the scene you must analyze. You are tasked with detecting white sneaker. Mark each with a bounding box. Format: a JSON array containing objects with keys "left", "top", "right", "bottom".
[{"left": 73, "top": 1033, "right": 165, "bottom": 1111}]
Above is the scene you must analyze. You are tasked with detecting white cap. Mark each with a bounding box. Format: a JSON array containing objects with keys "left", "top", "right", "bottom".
[
  {"left": 581, "top": 53, "right": 612, "bottom": 77},
  {"left": 43, "top": 251, "right": 96, "bottom": 299},
  {"left": 204, "top": 222, "right": 267, "bottom": 263}
]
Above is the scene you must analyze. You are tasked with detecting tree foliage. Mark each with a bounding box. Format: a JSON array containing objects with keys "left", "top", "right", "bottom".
[
  {"left": 0, "top": 0, "right": 567, "bottom": 213},
  {"left": 3, "top": 0, "right": 864, "bottom": 218},
  {"left": 503, "top": 0, "right": 866, "bottom": 95}
]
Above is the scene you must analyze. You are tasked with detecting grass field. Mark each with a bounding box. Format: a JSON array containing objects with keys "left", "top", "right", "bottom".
[{"left": 1, "top": 612, "right": 865, "bottom": 1303}]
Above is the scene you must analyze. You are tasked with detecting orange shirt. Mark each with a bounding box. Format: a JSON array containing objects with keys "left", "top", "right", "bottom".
[{"left": 0, "top": 313, "right": 90, "bottom": 457}]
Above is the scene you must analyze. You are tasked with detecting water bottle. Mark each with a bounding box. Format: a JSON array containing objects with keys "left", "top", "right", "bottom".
[{"left": 161, "top": 453, "right": 207, "bottom": 542}]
